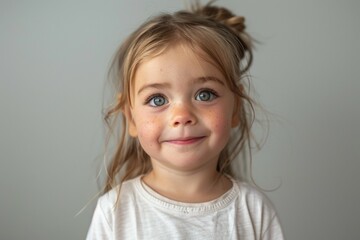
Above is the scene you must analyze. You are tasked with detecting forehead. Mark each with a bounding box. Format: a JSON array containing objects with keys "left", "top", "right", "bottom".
[{"left": 133, "top": 43, "right": 225, "bottom": 86}]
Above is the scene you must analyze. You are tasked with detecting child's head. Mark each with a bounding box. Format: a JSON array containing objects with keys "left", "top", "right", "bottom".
[{"left": 104, "top": 3, "right": 255, "bottom": 192}]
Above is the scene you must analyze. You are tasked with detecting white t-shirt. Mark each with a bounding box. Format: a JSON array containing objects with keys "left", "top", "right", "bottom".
[{"left": 87, "top": 176, "right": 284, "bottom": 240}]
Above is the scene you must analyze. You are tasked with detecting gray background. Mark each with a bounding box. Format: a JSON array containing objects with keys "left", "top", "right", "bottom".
[{"left": 1, "top": 0, "right": 359, "bottom": 239}]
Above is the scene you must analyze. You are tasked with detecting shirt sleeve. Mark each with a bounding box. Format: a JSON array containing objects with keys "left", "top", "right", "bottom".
[
  {"left": 240, "top": 181, "right": 285, "bottom": 240},
  {"left": 86, "top": 198, "right": 113, "bottom": 240},
  {"left": 261, "top": 212, "right": 285, "bottom": 240}
]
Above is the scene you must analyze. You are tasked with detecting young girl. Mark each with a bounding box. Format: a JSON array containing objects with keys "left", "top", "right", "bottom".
[{"left": 87, "top": 2, "right": 284, "bottom": 239}]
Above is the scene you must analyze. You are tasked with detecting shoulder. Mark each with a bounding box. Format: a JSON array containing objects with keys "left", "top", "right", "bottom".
[
  {"left": 232, "top": 180, "right": 285, "bottom": 239},
  {"left": 234, "top": 180, "right": 275, "bottom": 210},
  {"left": 86, "top": 177, "right": 141, "bottom": 239},
  {"left": 97, "top": 176, "right": 140, "bottom": 210},
  {"left": 90, "top": 177, "right": 140, "bottom": 226},
  {"left": 92, "top": 176, "right": 142, "bottom": 226}
]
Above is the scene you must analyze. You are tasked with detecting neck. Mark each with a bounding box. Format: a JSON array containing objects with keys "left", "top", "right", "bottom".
[{"left": 142, "top": 169, "right": 232, "bottom": 203}]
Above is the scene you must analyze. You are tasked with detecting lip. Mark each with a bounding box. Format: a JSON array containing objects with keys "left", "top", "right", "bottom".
[{"left": 164, "top": 136, "right": 206, "bottom": 145}]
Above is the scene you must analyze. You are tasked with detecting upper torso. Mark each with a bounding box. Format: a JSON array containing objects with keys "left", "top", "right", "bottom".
[{"left": 87, "top": 176, "right": 284, "bottom": 240}]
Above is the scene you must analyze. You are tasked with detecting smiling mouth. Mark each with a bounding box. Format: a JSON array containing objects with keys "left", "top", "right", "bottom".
[{"left": 165, "top": 136, "right": 206, "bottom": 145}]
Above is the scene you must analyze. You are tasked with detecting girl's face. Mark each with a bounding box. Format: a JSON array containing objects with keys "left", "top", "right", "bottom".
[{"left": 126, "top": 44, "right": 239, "bottom": 174}]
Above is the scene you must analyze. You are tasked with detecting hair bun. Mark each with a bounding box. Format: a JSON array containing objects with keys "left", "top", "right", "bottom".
[
  {"left": 192, "top": 4, "right": 246, "bottom": 33},
  {"left": 191, "top": 2, "right": 253, "bottom": 67}
]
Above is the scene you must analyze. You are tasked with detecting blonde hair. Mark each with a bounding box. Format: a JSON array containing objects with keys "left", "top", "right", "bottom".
[{"left": 103, "top": 2, "right": 256, "bottom": 193}]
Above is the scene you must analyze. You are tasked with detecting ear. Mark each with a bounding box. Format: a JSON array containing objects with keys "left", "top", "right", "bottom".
[{"left": 120, "top": 94, "right": 138, "bottom": 137}]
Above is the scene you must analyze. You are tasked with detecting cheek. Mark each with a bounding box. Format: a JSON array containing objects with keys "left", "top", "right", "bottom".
[
  {"left": 206, "top": 107, "right": 233, "bottom": 133},
  {"left": 134, "top": 114, "right": 161, "bottom": 141}
]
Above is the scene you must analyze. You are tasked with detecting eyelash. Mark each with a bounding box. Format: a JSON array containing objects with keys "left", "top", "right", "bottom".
[
  {"left": 144, "top": 94, "right": 168, "bottom": 107},
  {"left": 195, "top": 88, "right": 219, "bottom": 101},
  {"left": 144, "top": 88, "right": 219, "bottom": 107}
]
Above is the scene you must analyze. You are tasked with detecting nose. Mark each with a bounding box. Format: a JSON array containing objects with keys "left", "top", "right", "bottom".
[{"left": 170, "top": 103, "right": 197, "bottom": 127}]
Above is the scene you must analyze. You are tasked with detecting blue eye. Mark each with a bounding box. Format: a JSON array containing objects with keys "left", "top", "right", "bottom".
[
  {"left": 148, "top": 95, "right": 168, "bottom": 107},
  {"left": 195, "top": 90, "right": 218, "bottom": 101}
]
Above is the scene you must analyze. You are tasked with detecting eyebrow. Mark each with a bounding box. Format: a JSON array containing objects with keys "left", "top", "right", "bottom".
[
  {"left": 196, "top": 76, "right": 225, "bottom": 85},
  {"left": 137, "top": 83, "right": 171, "bottom": 95},
  {"left": 137, "top": 76, "right": 224, "bottom": 95}
]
